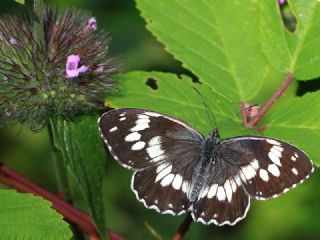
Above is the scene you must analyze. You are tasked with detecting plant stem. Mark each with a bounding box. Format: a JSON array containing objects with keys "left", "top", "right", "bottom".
[
  {"left": 249, "top": 73, "right": 294, "bottom": 128},
  {"left": 0, "top": 162, "right": 125, "bottom": 240},
  {"left": 48, "top": 122, "right": 70, "bottom": 197},
  {"left": 172, "top": 213, "right": 193, "bottom": 240}
]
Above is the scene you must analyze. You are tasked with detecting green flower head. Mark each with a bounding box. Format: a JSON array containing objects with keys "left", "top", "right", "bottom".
[{"left": 0, "top": 6, "right": 118, "bottom": 131}]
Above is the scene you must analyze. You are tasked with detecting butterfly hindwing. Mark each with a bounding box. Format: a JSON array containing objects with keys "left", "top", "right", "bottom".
[
  {"left": 218, "top": 137, "right": 314, "bottom": 200},
  {"left": 132, "top": 161, "right": 196, "bottom": 215},
  {"left": 98, "top": 108, "right": 204, "bottom": 170},
  {"left": 191, "top": 158, "right": 250, "bottom": 226}
]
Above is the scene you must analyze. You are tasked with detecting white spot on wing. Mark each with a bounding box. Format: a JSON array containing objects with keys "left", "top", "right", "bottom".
[
  {"left": 156, "top": 163, "right": 170, "bottom": 173},
  {"left": 150, "top": 155, "right": 166, "bottom": 163},
  {"left": 149, "top": 136, "right": 161, "bottom": 146},
  {"left": 136, "top": 118, "right": 150, "bottom": 125},
  {"left": 160, "top": 173, "right": 175, "bottom": 186},
  {"left": 200, "top": 187, "right": 209, "bottom": 199},
  {"left": 125, "top": 132, "right": 141, "bottom": 142},
  {"left": 234, "top": 175, "right": 242, "bottom": 186},
  {"left": 259, "top": 169, "right": 269, "bottom": 182},
  {"left": 119, "top": 117, "right": 126, "bottom": 121},
  {"left": 268, "top": 151, "right": 282, "bottom": 167},
  {"left": 224, "top": 180, "right": 233, "bottom": 202},
  {"left": 230, "top": 179, "right": 237, "bottom": 192},
  {"left": 294, "top": 152, "right": 298, "bottom": 158},
  {"left": 268, "top": 164, "right": 280, "bottom": 177},
  {"left": 155, "top": 165, "right": 172, "bottom": 182},
  {"left": 172, "top": 174, "right": 183, "bottom": 190},
  {"left": 266, "top": 139, "right": 281, "bottom": 146},
  {"left": 147, "top": 143, "right": 164, "bottom": 159},
  {"left": 216, "top": 186, "right": 226, "bottom": 201},
  {"left": 291, "top": 156, "right": 297, "bottom": 161},
  {"left": 250, "top": 159, "right": 259, "bottom": 170},
  {"left": 131, "top": 141, "right": 146, "bottom": 150},
  {"left": 241, "top": 164, "right": 256, "bottom": 180},
  {"left": 271, "top": 145, "right": 283, "bottom": 155},
  {"left": 130, "top": 119, "right": 150, "bottom": 131},
  {"left": 182, "top": 181, "right": 189, "bottom": 193},
  {"left": 109, "top": 126, "right": 118, "bottom": 132},
  {"left": 292, "top": 167, "right": 298, "bottom": 175},
  {"left": 207, "top": 184, "right": 218, "bottom": 199}
]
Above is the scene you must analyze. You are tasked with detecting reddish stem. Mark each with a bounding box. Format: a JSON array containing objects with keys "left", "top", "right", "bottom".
[
  {"left": 240, "top": 102, "right": 249, "bottom": 127},
  {"left": 0, "top": 163, "right": 125, "bottom": 240},
  {"left": 172, "top": 213, "right": 193, "bottom": 240},
  {"left": 248, "top": 73, "right": 294, "bottom": 128}
]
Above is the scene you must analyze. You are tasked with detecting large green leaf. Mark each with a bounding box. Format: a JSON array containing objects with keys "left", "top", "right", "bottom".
[
  {"left": 136, "top": 0, "right": 270, "bottom": 101},
  {"left": 51, "top": 116, "right": 107, "bottom": 239},
  {"left": 259, "top": 0, "right": 320, "bottom": 79},
  {"left": 0, "top": 189, "right": 72, "bottom": 240}
]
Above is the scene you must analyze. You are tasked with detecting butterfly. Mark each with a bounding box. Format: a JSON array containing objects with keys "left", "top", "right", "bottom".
[{"left": 98, "top": 108, "right": 314, "bottom": 226}]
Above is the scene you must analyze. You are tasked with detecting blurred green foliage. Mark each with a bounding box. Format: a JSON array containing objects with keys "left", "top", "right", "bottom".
[{"left": 0, "top": 0, "right": 320, "bottom": 240}]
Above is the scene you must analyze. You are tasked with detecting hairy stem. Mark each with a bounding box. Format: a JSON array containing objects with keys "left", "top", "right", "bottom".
[
  {"left": 249, "top": 73, "right": 294, "bottom": 128},
  {"left": 0, "top": 162, "right": 125, "bottom": 240},
  {"left": 48, "top": 122, "right": 70, "bottom": 198},
  {"left": 172, "top": 213, "right": 193, "bottom": 240}
]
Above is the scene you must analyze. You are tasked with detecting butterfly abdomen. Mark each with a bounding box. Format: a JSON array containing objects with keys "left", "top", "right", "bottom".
[{"left": 187, "top": 137, "right": 218, "bottom": 203}]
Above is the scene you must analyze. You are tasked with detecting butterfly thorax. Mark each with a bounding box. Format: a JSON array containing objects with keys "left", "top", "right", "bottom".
[{"left": 187, "top": 130, "right": 221, "bottom": 203}]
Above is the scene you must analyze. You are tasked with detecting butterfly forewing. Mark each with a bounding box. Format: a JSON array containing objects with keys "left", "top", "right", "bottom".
[
  {"left": 98, "top": 108, "right": 204, "bottom": 170},
  {"left": 99, "top": 108, "right": 205, "bottom": 214},
  {"left": 219, "top": 137, "right": 314, "bottom": 200}
]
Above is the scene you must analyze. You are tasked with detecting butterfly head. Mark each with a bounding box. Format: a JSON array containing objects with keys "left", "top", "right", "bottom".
[{"left": 208, "top": 129, "right": 221, "bottom": 145}]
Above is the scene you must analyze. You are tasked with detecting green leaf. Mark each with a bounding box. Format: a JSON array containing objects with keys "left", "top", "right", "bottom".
[
  {"left": 265, "top": 92, "right": 320, "bottom": 165},
  {"left": 110, "top": 71, "right": 256, "bottom": 138},
  {"left": 259, "top": 0, "right": 320, "bottom": 79},
  {"left": 51, "top": 116, "right": 107, "bottom": 239},
  {"left": 0, "top": 189, "right": 72, "bottom": 240},
  {"left": 136, "top": 0, "right": 270, "bottom": 101},
  {"left": 14, "top": 0, "right": 25, "bottom": 4}
]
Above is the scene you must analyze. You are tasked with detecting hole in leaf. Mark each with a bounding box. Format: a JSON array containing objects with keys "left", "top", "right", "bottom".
[
  {"left": 297, "top": 78, "right": 320, "bottom": 96},
  {"left": 145, "top": 78, "right": 158, "bottom": 90},
  {"left": 279, "top": 2, "right": 297, "bottom": 32}
]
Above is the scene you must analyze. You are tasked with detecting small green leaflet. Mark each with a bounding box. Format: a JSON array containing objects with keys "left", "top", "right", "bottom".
[
  {"left": 0, "top": 189, "right": 72, "bottom": 240},
  {"left": 14, "top": 0, "right": 25, "bottom": 4}
]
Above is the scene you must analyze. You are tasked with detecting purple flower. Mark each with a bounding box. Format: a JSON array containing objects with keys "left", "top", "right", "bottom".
[
  {"left": 278, "top": 0, "right": 286, "bottom": 4},
  {"left": 86, "top": 17, "right": 97, "bottom": 30},
  {"left": 10, "top": 38, "right": 17, "bottom": 45},
  {"left": 66, "top": 54, "right": 88, "bottom": 78},
  {"left": 94, "top": 64, "right": 104, "bottom": 73}
]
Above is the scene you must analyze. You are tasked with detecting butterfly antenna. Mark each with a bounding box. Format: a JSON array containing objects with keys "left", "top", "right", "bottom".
[{"left": 193, "top": 87, "right": 217, "bottom": 130}]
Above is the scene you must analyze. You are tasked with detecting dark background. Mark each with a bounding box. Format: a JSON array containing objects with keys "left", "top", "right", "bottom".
[{"left": 0, "top": 1, "right": 320, "bottom": 239}]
